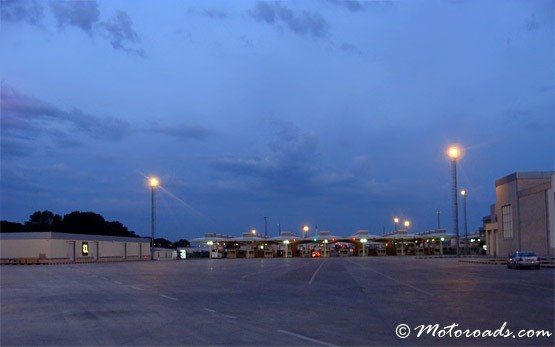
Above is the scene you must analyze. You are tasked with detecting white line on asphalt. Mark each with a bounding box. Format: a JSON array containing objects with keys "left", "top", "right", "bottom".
[
  {"left": 277, "top": 330, "right": 338, "bottom": 347},
  {"left": 362, "top": 266, "right": 432, "bottom": 296},
  {"left": 160, "top": 294, "right": 178, "bottom": 301},
  {"left": 222, "top": 314, "right": 237, "bottom": 319},
  {"left": 114, "top": 281, "right": 123, "bottom": 285},
  {"left": 204, "top": 308, "right": 216, "bottom": 313},
  {"left": 309, "top": 261, "right": 325, "bottom": 285},
  {"left": 131, "top": 286, "right": 144, "bottom": 291}
]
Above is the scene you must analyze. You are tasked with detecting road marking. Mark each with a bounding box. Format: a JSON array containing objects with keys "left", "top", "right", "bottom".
[
  {"left": 241, "top": 263, "right": 288, "bottom": 279},
  {"left": 349, "top": 261, "right": 432, "bottom": 296},
  {"left": 204, "top": 308, "right": 216, "bottom": 313},
  {"left": 222, "top": 314, "right": 237, "bottom": 319},
  {"left": 114, "top": 281, "right": 123, "bottom": 285},
  {"left": 277, "top": 330, "right": 338, "bottom": 347},
  {"left": 131, "top": 286, "right": 144, "bottom": 291},
  {"left": 309, "top": 261, "right": 325, "bottom": 285},
  {"left": 160, "top": 294, "right": 178, "bottom": 301}
]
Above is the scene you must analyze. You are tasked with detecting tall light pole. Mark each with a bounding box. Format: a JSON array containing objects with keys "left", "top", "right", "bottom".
[
  {"left": 461, "top": 189, "right": 468, "bottom": 255},
  {"left": 149, "top": 177, "right": 160, "bottom": 260},
  {"left": 393, "top": 217, "right": 399, "bottom": 232},
  {"left": 447, "top": 145, "right": 461, "bottom": 256},
  {"left": 436, "top": 209, "right": 441, "bottom": 229},
  {"left": 302, "top": 225, "right": 309, "bottom": 238}
]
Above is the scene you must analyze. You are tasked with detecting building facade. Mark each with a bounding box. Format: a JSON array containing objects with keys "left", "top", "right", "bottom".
[
  {"left": 485, "top": 172, "right": 554, "bottom": 257},
  {"left": 0, "top": 232, "right": 151, "bottom": 264}
]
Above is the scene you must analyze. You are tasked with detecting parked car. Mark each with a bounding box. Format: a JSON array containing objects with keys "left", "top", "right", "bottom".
[{"left": 507, "top": 251, "right": 541, "bottom": 269}]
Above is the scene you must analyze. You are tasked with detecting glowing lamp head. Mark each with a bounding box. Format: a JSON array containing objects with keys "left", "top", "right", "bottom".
[
  {"left": 303, "top": 225, "right": 309, "bottom": 232},
  {"left": 404, "top": 220, "right": 410, "bottom": 228},
  {"left": 447, "top": 146, "right": 461, "bottom": 159},
  {"left": 461, "top": 189, "right": 467, "bottom": 196},
  {"left": 251, "top": 229, "right": 256, "bottom": 235},
  {"left": 393, "top": 217, "right": 399, "bottom": 224},
  {"left": 149, "top": 177, "right": 160, "bottom": 187}
]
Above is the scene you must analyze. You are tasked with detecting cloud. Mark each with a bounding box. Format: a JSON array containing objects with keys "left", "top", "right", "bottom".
[
  {"left": 340, "top": 42, "right": 364, "bottom": 55},
  {"left": 101, "top": 11, "right": 144, "bottom": 56},
  {"left": 0, "top": 84, "right": 131, "bottom": 156},
  {"left": 188, "top": 8, "right": 228, "bottom": 19},
  {"left": 150, "top": 124, "right": 212, "bottom": 141},
  {"left": 324, "top": 0, "right": 365, "bottom": 12},
  {"left": 50, "top": 0, "right": 100, "bottom": 33},
  {"left": 0, "top": 0, "right": 44, "bottom": 26},
  {"left": 324, "top": 0, "right": 393, "bottom": 12},
  {"left": 209, "top": 123, "right": 320, "bottom": 195},
  {"left": 249, "top": 1, "right": 329, "bottom": 38}
]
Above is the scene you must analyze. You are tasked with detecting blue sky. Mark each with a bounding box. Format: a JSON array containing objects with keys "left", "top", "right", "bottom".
[{"left": 1, "top": 0, "right": 554, "bottom": 241}]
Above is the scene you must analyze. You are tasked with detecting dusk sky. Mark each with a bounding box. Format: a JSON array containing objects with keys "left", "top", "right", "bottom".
[{"left": 1, "top": 0, "right": 554, "bottom": 241}]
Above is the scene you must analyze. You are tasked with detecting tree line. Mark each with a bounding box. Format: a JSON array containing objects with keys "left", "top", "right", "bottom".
[{"left": 0, "top": 210, "right": 189, "bottom": 248}]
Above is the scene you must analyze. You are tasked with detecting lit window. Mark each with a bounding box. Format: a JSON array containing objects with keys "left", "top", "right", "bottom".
[{"left": 502, "top": 204, "right": 513, "bottom": 238}]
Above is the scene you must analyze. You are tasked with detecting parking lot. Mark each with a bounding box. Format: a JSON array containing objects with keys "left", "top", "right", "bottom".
[{"left": 1, "top": 257, "right": 554, "bottom": 346}]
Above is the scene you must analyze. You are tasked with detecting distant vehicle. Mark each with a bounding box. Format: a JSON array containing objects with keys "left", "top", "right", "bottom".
[
  {"left": 311, "top": 250, "right": 321, "bottom": 258},
  {"left": 507, "top": 251, "right": 540, "bottom": 269}
]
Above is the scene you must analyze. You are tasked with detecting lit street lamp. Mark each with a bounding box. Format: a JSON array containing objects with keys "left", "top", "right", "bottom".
[
  {"left": 461, "top": 189, "right": 468, "bottom": 255},
  {"left": 148, "top": 177, "right": 160, "bottom": 260},
  {"left": 393, "top": 217, "right": 399, "bottom": 232},
  {"left": 302, "top": 225, "right": 309, "bottom": 238},
  {"left": 447, "top": 145, "right": 461, "bottom": 256},
  {"left": 403, "top": 220, "right": 410, "bottom": 229}
]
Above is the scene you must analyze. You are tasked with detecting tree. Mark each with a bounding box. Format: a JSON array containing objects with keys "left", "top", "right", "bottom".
[
  {"left": 174, "top": 239, "right": 190, "bottom": 248},
  {"left": 61, "top": 211, "right": 108, "bottom": 235},
  {"left": 154, "top": 238, "right": 174, "bottom": 248},
  {"left": 0, "top": 220, "right": 25, "bottom": 232},
  {"left": 24, "top": 210, "right": 62, "bottom": 231}
]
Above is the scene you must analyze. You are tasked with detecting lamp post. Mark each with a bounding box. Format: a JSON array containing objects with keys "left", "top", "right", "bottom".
[
  {"left": 148, "top": 177, "right": 160, "bottom": 260},
  {"left": 447, "top": 145, "right": 461, "bottom": 256},
  {"left": 402, "top": 220, "right": 410, "bottom": 256},
  {"left": 461, "top": 189, "right": 468, "bottom": 255},
  {"left": 393, "top": 217, "right": 399, "bottom": 232},
  {"left": 302, "top": 225, "right": 310, "bottom": 255}
]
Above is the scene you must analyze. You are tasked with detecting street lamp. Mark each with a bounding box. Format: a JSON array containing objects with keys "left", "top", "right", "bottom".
[
  {"left": 302, "top": 225, "right": 309, "bottom": 238},
  {"left": 148, "top": 176, "right": 160, "bottom": 260},
  {"left": 461, "top": 189, "right": 468, "bottom": 255},
  {"left": 447, "top": 145, "right": 461, "bottom": 256},
  {"left": 403, "top": 220, "right": 410, "bottom": 229},
  {"left": 251, "top": 229, "right": 257, "bottom": 235},
  {"left": 393, "top": 217, "right": 399, "bottom": 231}
]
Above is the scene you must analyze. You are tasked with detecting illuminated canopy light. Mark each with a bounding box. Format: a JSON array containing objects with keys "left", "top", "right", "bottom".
[
  {"left": 283, "top": 240, "right": 290, "bottom": 245},
  {"left": 149, "top": 177, "right": 160, "bottom": 187},
  {"left": 447, "top": 146, "right": 461, "bottom": 159},
  {"left": 360, "top": 238, "right": 368, "bottom": 243},
  {"left": 440, "top": 237, "right": 445, "bottom": 241}
]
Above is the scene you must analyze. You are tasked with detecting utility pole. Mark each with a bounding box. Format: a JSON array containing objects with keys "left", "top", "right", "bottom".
[
  {"left": 264, "top": 216, "right": 268, "bottom": 237},
  {"left": 437, "top": 209, "right": 441, "bottom": 229}
]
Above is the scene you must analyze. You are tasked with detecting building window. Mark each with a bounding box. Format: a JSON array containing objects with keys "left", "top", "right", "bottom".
[{"left": 502, "top": 204, "right": 513, "bottom": 238}]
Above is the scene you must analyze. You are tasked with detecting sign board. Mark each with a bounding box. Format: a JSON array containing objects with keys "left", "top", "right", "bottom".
[{"left": 82, "top": 242, "right": 89, "bottom": 256}]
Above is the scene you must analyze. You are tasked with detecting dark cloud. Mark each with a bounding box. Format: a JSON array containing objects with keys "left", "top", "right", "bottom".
[
  {"left": 188, "top": 8, "right": 228, "bottom": 19},
  {"left": 50, "top": 0, "right": 100, "bottom": 33},
  {"left": 525, "top": 13, "right": 540, "bottom": 32},
  {"left": 101, "top": 11, "right": 144, "bottom": 56},
  {"left": 0, "top": 84, "right": 130, "bottom": 155},
  {"left": 340, "top": 42, "right": 364, "bottom": 55},
  {"left": 150, "top": 124, "right": 212, "bottom": 141},
  {"left": 249, "top": 1, "right": 329, "bottom": 38},
  {"left": 325, "top": 0, "right": 365, "bottom": 12},
  {"left": 0, "top": 0, "right": 44, "bottom": 26},
  {"left": 324, "top": 0, "right": 393, "bottom": 12},
  {"left": 210, "top": 123, "right": 320, "bottom": 195}
]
